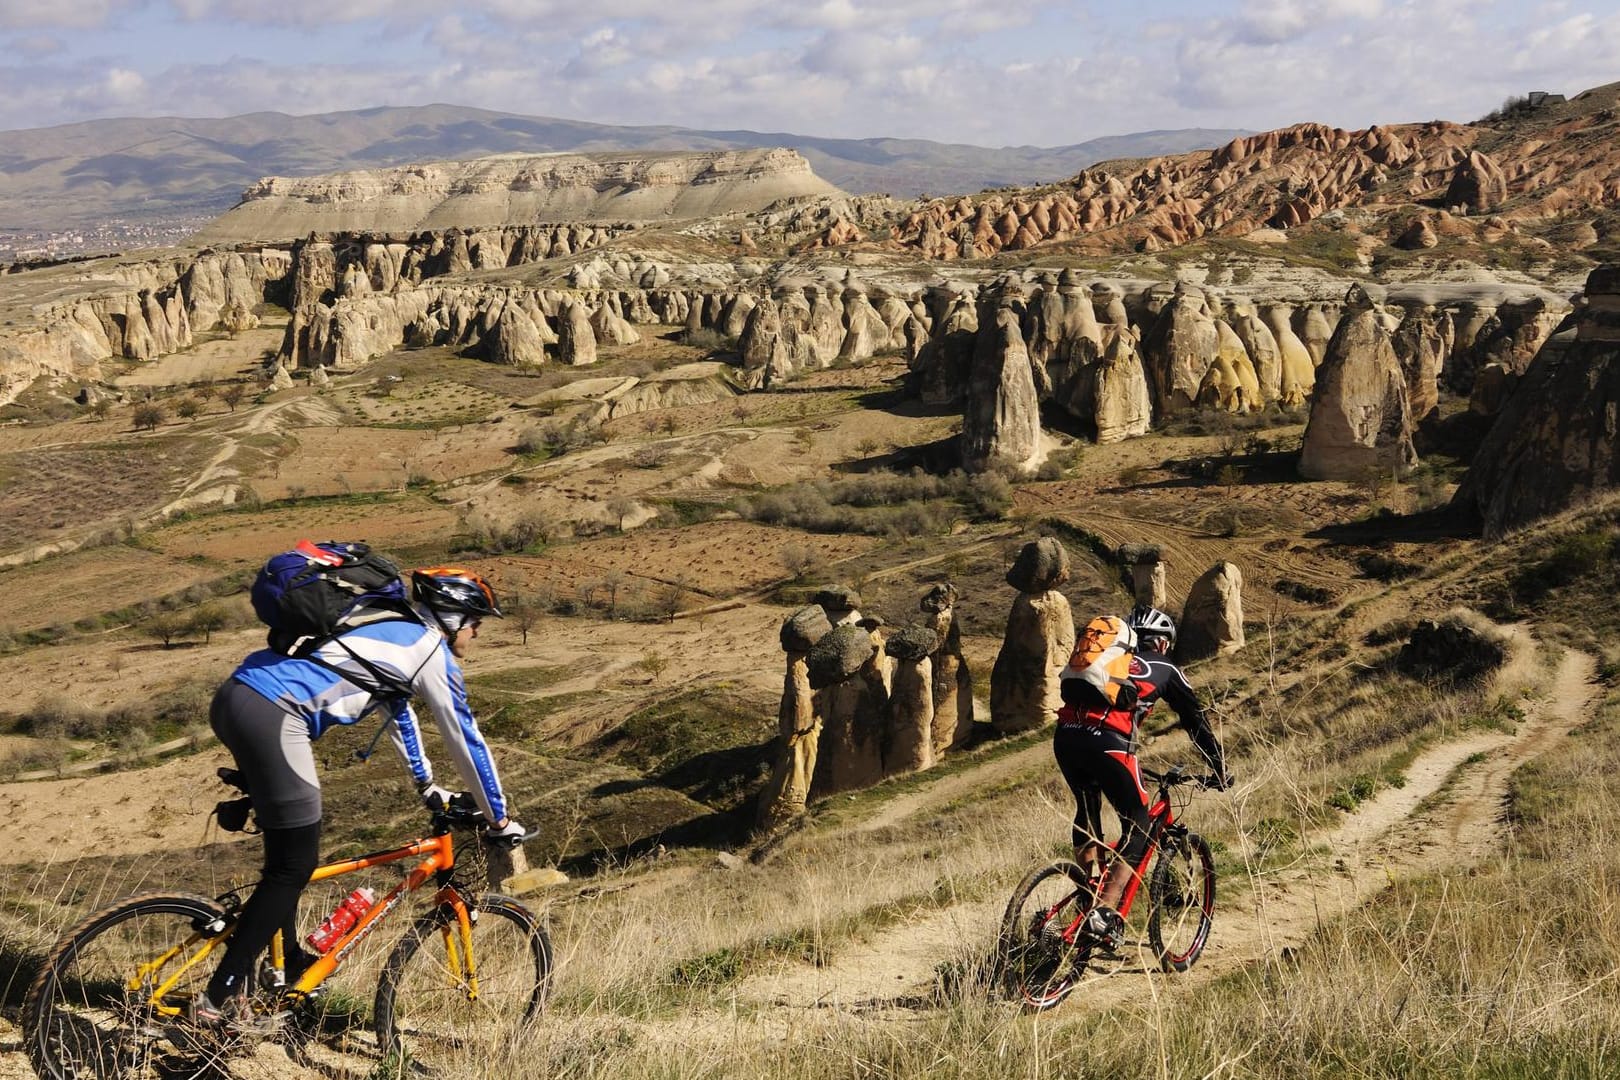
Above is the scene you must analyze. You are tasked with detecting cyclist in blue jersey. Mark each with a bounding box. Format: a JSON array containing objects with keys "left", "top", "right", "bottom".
[{"left": 194, "top": 566, "right": 524, "bottom": 1026}]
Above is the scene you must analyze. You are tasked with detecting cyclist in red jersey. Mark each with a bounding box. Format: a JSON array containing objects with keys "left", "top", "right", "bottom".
[{"left": 1053, "top": 605, "right": 1230, "bottom": 949}]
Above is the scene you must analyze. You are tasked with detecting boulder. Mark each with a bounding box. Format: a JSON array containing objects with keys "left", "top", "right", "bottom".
[
  {"left": 1179, "top": 561, "right": 1245, "bottom": 661},
  {"left": 780, "top": 604, "right": 833, "bottom": 653},
  {"left": 806, "top": 623, "right": 876, "bottom": 689},
  {"left": 1006, "top": 537, "right": 1070, "bottom": 593}
]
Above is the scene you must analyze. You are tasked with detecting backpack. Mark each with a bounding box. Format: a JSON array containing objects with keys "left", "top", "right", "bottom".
[
  {"left": 250, "top": 540, "right": 419, "bottom": 694},
  {"left": 1059, "top": 615, "right": 1139, "bottom": 715}
]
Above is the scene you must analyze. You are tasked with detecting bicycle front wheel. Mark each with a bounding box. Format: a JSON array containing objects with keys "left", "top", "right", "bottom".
[
  {"left": 996, "top": 860, "right": 1093, "bottom": 1011},
  {"left": 1147, "top": 830, "right": 1216, "bottom": 972},
  {"left": 23, "top": 891, "right": 228, "bottom": 1080},
  {"left": 373, "top": 894, "right": 552, "bottom": 1075}
]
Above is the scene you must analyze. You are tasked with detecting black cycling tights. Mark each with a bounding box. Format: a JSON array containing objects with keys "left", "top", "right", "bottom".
[
  {"left": 1053, "top": 724, "right": 1152, "bottom": 871},
  {"left": 207, "top": 821, "right": 322, "bottom": 1000}
]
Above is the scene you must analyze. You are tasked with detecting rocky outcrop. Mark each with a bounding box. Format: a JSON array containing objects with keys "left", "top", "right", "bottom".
[
  {"left": 0, "top": 248, "right": 292, "bottom": 406},
  {"left": 1299, "top": 286, "right": 1418, "bottom": 481},
  {"left": 1121, "top": 544, "right": 1167, "bottom": 609},
  {"left": 909, "top": 290, "right": 978, "bottom": 405},
  {"left": 1180, "top": 561, "right": 1245, "bottom": 661},
  {"left": 1391, "top": 302, "right": 1451, "bottom": 422},
  {"left": 201, "top": 149, "right": 843, "bottom": 243},
  {"left": 1453, "top": 266, "right": 1620, "bottom": 538},
  {"left": 990, "top": 539, "right": 1076, "bottom": 735}
]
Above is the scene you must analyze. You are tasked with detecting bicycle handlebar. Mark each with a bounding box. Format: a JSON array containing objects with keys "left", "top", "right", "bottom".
[{"left": 1139, "top": 764, "right": 1201, "bottom": 788}]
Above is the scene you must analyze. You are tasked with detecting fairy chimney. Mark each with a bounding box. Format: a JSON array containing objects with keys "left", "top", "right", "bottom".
[
  {"left": 756, "top": 604, "right": 834, "bottom": 832},
  {"left": 990, "top": 539, "right": 1076, "bottom": 735},
  {"left": 884, "top": 625, "right": 939, "bottom": 775},
  {"left": 807, "top": 624, "right": 889, "bottom": 798},
  {"left": 1179, "top": 562, "right": 1245, "bottom": 661},
  {"left": 920, "top": 583, "right": 975, "bottom": 755}
]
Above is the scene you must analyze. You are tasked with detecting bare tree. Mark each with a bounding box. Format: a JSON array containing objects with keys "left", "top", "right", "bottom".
[{"left": 221, "top": 384, "right": 246, "bottom": 412}]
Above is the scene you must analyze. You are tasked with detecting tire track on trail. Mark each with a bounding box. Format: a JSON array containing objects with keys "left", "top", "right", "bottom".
[{"left": 733, "top": 646, "right": 1600, "bottom": 1017}]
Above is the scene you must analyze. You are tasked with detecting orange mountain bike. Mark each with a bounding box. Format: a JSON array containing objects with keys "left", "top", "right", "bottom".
[
  {"left": 998, "top": 764, "right": 1215, "bottom": 1010},
  {"left": 21, "top": 781, "right": 553, "bottom": 1080}
]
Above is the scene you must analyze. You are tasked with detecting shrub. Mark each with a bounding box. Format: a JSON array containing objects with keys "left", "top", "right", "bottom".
[{"left": 132, "top": 403, "right": 164, "bottom": 432}]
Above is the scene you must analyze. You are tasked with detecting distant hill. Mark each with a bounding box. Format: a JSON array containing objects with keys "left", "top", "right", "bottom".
[{"left": 0, "top": 104, "right": 1247, "bottom": 235}]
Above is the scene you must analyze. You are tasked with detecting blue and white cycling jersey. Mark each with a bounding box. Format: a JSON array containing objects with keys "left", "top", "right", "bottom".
[{"left": 231, "top": 609, "right": 507, "bottom": 822}]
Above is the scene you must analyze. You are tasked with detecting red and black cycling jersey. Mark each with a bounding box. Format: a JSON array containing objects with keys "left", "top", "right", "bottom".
[{"left": 1059, "top": 647, "right": 1225, "bottom": 777}]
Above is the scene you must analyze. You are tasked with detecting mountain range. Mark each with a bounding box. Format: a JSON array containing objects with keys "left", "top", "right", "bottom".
[{"left": 0, "top": 103, "right": 1246, "bottom": 235}]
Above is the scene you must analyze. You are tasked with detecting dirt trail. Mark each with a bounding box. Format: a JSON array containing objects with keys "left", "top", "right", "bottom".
[{"left": 734, "top": 646, "right": 1600, "bottom": 1015}]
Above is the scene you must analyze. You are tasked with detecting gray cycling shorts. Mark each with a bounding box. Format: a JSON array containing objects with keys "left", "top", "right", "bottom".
[{"left": 210, "top": 679, "right": 323, "bottom": 830}]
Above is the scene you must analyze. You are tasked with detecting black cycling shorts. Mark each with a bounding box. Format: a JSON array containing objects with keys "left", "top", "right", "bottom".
[{"left": 211, "top": 678, "right": 323, "bottom": 830}]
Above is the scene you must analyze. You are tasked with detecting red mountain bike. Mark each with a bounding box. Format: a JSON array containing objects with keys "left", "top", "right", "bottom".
[{"left": 998, "top": 764, "right": 1216, "bottom": 1009}]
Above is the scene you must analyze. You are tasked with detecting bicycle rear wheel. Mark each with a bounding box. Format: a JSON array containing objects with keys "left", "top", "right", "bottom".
[
  {"left": 23, "top": 891, "right": 230, "bottom": 1080},
  {"left": 1147, "top": 830, "right": 1216, "bottom": 972},
  {"left": 373, "top": 894, "right": 552, "bottom": 1076},
  {"left": 996, "top": 860, "right": 1093, "bottom": 1010}
]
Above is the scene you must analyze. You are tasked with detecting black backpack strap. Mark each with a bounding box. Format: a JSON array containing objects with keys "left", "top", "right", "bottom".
[{"left": 291, "top": 607, "right": 422, "bottom": 700}]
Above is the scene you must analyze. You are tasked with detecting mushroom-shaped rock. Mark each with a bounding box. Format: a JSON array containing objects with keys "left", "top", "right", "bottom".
[
  {"left": 756, "top": 606, "right": 833, "bottom": 832},
  {"left": 808, "top": 624, "right": 889, "bottom": 798},
  {"left": 991, "top": 539, "right": 1076, "bottom": 735},
  {"left": 919, "top": 583, "right": 975, "bottom": 754},
  {"left": 884, "top": 625, "right": 940, "bottom": 775}
]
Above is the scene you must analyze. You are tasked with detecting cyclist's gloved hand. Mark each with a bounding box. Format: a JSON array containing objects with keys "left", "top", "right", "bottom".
[
  {"left": 484, "top": 819, "right": 527, "bottom": 847},
  {"left": 1202, "top": 771, "right": 1233, "bottom": 792},
  {"left": 416, "top": 781, "right": 455, "bottom": 812}
]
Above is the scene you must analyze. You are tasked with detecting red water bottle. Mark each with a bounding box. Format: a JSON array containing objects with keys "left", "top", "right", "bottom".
[{"left": 306, "top": 887, "right": 376, "bottom": 954}]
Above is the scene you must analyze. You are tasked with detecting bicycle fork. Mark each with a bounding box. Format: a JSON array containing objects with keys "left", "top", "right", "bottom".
[{"left": 438, "top": 894, "right": 481, "bottom": 1003}]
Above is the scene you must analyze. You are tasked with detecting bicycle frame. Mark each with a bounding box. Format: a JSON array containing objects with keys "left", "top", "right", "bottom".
[
  {"left": 138, "top": 826, "right": 479, "bottom": 1018},
  {"left": 285, "top": 829, "right": 476, "bottom": 998},
  {"left": 1051, "top": 771, "right": 1186, "bottom": 947}
]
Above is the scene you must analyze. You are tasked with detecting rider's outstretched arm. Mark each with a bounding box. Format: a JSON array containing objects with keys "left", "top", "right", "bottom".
[
  {"left": 407, "top": 638, "right": 510, "bottom": 824},
  {"left": 1161, "top": 664, "right": 1227, "bottom": 778}
]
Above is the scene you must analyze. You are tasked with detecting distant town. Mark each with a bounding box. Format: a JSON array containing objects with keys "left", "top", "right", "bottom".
[{"left": 0, "top": 215, "right": 214, "bottom": 262}]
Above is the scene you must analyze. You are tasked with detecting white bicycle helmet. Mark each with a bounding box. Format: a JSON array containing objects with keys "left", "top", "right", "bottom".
[{"left": 1128, "top": 605, "right": 1177, "bottom": 650}]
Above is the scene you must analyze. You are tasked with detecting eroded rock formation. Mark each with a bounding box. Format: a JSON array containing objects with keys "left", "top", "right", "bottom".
[
  {"left": 990, "top": 538, "right": 1076, "bottom": 735},
  {"left": 1180, "top": 561, "right": 1245, "bottom": 661},
  {"left": 1299, "top": 285, "right": 1418, "bottom": 481},
  {"left": 1453, "top": 265, "right": 1620, "bottom": 538}
]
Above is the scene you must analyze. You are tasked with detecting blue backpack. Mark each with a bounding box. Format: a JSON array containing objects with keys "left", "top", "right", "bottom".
[{"left": 250, "top": 540, "right": 415, "bottom": 658}]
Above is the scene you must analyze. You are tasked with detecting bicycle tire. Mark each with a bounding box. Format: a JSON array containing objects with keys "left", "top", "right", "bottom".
[
  {"left": 996, "top": 860, "right": 1093, "bottom": 1011},
  {"left": 373, "top": 893, "right": 552, "bottom": 1075},
  {"left": 22, "top": 891, "right": 229, "bottom": 1080},
  {"left": 1146, "top": 830, "right": 1216, "bottom": 972}
]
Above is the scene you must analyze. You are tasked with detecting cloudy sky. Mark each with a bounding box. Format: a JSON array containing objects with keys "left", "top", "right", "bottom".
[{"left": 2, "top": 0, "right": 1617, "bottom": 144}]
